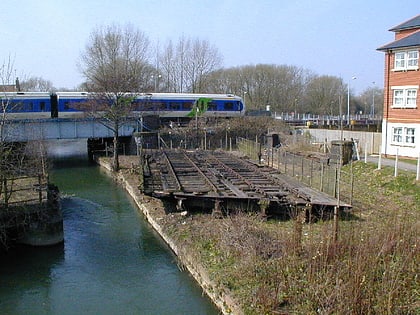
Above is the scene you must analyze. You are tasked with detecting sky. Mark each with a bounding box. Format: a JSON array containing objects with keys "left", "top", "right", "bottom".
[{"left": 1, "top": 0, "right": 419, "bottom": 94}]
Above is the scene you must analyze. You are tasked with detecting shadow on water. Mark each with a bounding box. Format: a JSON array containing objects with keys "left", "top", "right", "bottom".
[{"left": 51, "top": 156, "right": 94, "bottom": 169}]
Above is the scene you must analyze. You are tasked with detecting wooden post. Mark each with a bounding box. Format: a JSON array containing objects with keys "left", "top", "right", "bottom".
[
  {"left": 284, "top": 151, "right": 288, "bottom": 174},
  {"left": 394, "top": 148, "right": 399, "bottom": 177},
  {"left": 300, "top": 156, "right": 304, "bottom": 182},
  {"left": 3, "top": 178, "right": 7, "bottom": 208},
  {"left": 292, "top": 153, "right": 295, "bottom": 178},
  {"left": 38, "top": 174, "right": 43, "bottom": 204},
  {"left": 310, "top": 159, "right": 313, "bottom": 186}
]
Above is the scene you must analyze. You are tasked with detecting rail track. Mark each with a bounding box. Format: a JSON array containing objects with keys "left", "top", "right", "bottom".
[{"left": 144, "top": 149, "right": 350, "bottom": 216}]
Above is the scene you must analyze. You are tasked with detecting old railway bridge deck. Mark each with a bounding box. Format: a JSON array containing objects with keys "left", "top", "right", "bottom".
[{"left": 143, "top": 149, "right": 350, "bottom": 217}]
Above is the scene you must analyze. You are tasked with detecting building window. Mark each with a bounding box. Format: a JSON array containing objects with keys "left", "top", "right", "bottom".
[
  {"left": 394, "top": 50, "right": 419, "bottom": 70},
  {"left": 405, "top": 128, "right": 415, "bottom": 144},
  {"left": 392, "top": 126, "right": 416, "bottom": 145},
  {"left": 408, "top": 50, "right": 418, "bottom": 68},
  {"left": 392, "top": 127, "right": 403, "bottom": 143},
  {"left": 392, "top": 86, "right": 418, "bottom": 108}
]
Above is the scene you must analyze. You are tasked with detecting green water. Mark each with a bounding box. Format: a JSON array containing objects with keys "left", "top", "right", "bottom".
[{"left": 0, "top": 161, "right": 219, "bottom": 315}]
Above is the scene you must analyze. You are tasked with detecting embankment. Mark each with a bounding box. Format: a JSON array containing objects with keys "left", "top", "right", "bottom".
[{"left": 96, "top": 156, "right": 241, "bottom": 315}]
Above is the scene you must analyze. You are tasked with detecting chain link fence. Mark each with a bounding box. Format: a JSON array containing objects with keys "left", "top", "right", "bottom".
[{"left": 237, "top": 137, "right": 354, "bottom": 205}]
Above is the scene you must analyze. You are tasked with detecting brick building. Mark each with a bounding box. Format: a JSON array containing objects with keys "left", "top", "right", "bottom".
[{"left": 377, "top": 14, "right": 420, "bottom": 158}]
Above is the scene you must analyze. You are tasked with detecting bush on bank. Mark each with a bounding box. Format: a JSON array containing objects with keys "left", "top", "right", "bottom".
[{"left": 164, "top": 162, "right": 419, "bottom": 314}]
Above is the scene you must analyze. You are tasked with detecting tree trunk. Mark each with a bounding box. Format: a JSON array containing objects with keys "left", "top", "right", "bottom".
[{"left": 112, "top": 130, "right": 119, "bottom": 172}]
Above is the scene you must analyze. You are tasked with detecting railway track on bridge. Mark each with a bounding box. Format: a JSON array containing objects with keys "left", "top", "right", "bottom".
[{"left": 144, "top": 149, "right": 350, "bottom": 216}]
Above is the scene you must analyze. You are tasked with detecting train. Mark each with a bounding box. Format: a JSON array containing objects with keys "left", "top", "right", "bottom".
[{"left": 0, "top": 91, "right": 245, "bottom": 120}]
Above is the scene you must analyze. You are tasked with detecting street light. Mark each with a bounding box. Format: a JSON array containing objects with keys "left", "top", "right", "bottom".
[
  {"left": 347, "top": 76, "right": 357, "bottom": 125},
  {"left": 242, "top": 90, "right": 247, "bottom": 111},
  {"left": 371, "top": 81, "right": 375, "bottom": 118},
  {"left": 151, "top": 74, "right": 162, "bottom": 92}
]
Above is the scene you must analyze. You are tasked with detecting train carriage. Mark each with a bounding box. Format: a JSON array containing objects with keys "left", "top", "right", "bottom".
[
  {"left": 132, "top": 93, "right": 244, "bottom": 118},
  {"left": 1, "top": 91, "right": 245, "bottom": 120},
  {"left": 0, "top": 92, "right": 51, "bottom": 119}
]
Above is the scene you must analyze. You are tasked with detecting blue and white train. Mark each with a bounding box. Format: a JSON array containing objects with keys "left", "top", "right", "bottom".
[{"left": 0, "top": 92, "right": 245, "bottom": 119}]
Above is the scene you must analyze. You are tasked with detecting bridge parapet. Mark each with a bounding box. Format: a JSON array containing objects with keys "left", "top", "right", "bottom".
[{"left": 2, "top": 117, "right": 139, "bottom": 141}]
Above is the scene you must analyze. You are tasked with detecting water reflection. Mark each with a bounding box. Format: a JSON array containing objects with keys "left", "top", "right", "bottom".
[{"left": 0, "top": 161, "right": 219, "bottom": 315}]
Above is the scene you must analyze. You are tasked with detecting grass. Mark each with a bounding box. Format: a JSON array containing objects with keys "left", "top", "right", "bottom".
[{"left": 163, "top": 161, "right": 419, "bottom": 314}]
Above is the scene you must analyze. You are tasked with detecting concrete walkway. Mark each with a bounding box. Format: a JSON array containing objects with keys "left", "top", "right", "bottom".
[{"left": 361, "top": 154, "right": 419, "bottom": 173}]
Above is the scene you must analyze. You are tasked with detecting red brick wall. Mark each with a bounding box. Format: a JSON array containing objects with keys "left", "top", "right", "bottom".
[
  {"left": 394, "top": 28, "right": 420, "bottom": 40},
  {"left": 382, "top": 51, "right": 420, "bottom": 122}
]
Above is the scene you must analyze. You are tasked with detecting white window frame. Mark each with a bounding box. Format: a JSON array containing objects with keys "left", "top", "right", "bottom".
[
  {"left": 393, "top": 49, "right": 419, "bottom": 71},
  {"left": 405, "top": 127, "right": 415, "bottom": 144},
  {"left": 391, "top": 126, "right": 416, "bottom": 146},
  {"left": 392, "top": 127, "right": 403, "bottom": 143},
  {"left": 391, "top": 86, "right": 418, "bottom": 108}
]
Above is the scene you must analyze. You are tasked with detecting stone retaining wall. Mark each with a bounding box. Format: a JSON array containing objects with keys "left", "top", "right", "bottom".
[{"left": 96, "top": 157, "right": 242, "bottom": 315}]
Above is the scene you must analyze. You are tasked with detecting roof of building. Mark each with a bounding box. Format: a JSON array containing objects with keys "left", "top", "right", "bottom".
[
  {"left": 377, "top": 29, "right": 420, "bottom": 51},
  {"left": 389, "top": 14, "right": 420, "bottom": 32}
]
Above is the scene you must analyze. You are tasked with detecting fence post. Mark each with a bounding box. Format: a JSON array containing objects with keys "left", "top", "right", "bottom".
[
  {"left": 300, "top": 156, "right": 304, "bottom": 182},
  {"left": 394, "top": 148, "right": 399, "bottom": 177},
  {"left": 292, "top": 153, "right": 296, "bottom": 178},
  {"left": 284, "top": 151, "right": 288, "bottom": 174},
  {"left": 310, "top": 160, "right": 313, "bottom": 186},
  {"left": 350, "top": 161, "right": 354, "bottom": 205},
  {"left": 38, "top": 174, "right": 43, "bottom": 204},
  {"left": 333, "top": 167, "right": 338, "bottom": 198},
  {"left": 377, "top": 145, "right": 382, "bottom": 170},
  {"left": 3, "top": 179, "right": 7, "bottom": 208}
]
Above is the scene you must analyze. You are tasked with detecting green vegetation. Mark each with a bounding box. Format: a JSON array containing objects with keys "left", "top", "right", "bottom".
[{"left": 165, "top": 162, "right": 419, "bottom": 314}]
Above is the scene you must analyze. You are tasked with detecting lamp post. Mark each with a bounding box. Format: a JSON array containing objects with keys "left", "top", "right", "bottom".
[
  {"left": 242, "top": 90, "right": 247, "bottom": 111},
  {"left": 151, "top": 74, "right": 162, "bottom": 92},
  {"left": 371, "top": 81, "right": 375, "bottom": 119},
  {"left": 347, "top": 76, "right": 356, "bottom": 125}
]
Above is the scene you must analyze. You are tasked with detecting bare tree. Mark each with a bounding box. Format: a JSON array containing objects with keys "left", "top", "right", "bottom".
[
  {"left": 19, "top": 76, "right": 54, "bottom": 92},
  {"left": 205, "top": 64, "right": 309, "bottom": 112},
  {"left": 303, "top": 75, "right": 346, "bottom": 115},
  {"left": 357, "top": 86, "right": 384, "bottom": 117},
  {"left": 0, "top": 56, "right": 17, "bottom": 142},
  {"left": 79, "top": 24, "right": 151, "bottom": 171},
  {"left": 159, "top": 36, "right": 222, "bottom": 93},
  {"left": 80, "top": 24, "right": 151, "bottom": 92},
  {"left": 185, "top": 38, "right": 222, "bottom": 92},
  {"left": 0, "top": 57, "right": 48, "bottom": 209}
]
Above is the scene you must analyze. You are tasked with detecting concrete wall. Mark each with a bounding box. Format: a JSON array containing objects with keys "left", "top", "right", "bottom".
[{"left": 307, "top": 129, "right": 382, "bottom": 155}]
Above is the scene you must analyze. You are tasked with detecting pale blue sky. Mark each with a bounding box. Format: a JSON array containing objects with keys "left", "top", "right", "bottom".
[{"left": 1, "top": 0, "right": 418, "bottom": 93}]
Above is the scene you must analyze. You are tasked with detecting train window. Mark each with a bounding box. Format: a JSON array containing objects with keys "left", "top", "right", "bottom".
[
  {"left": 28, "top": 102, "right": 34, "bottom": 111},
  {"left": 40, "top": 101, "right": 46, "bottom": 111},
  {"left": 182, "top": 102, "right": 193, "bottom": 110},
  {"left": 142, "top": 101, "right": 155, "bottom": 111},
  {"left": 224, "top": 102, "right": 234, "bottom": 111},
  {"left": 12, "top": 101, "right": 24, "bottom": 112},
  {"left": 207, "top": 101, "right": 217, "bottom": 111},
  {"left": 169, "top": 102, "right": 180, "bottom": 110},
  {"left": 133, "top": 99, "right": 144, "bottom": 110},
  {"left": 64, "top": 101, "right": 70, "bottom": 110},
  {"left": 155, "top": 102, "right": 167, "bottom": 111}
]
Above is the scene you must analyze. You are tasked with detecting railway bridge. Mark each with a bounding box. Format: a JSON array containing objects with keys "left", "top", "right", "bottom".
[
  {"left": 1, "top": 117, "right": 140, "bottom": 142},
  {"left": 143, "top": 149, "right": 351, "bottom": 218}
]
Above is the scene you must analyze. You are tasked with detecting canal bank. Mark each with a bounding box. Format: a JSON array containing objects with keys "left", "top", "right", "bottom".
[
  {"left": 96, "top": 155, "right": 241, "bottom": 315},
  {"left": 1, "top": 160, "right": 219, "bottom": 315}
]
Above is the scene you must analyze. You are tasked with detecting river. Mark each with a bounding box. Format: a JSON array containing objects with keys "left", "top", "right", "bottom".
[{"left": 0, "top": 159, "right": 219, "bottom": 315}]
